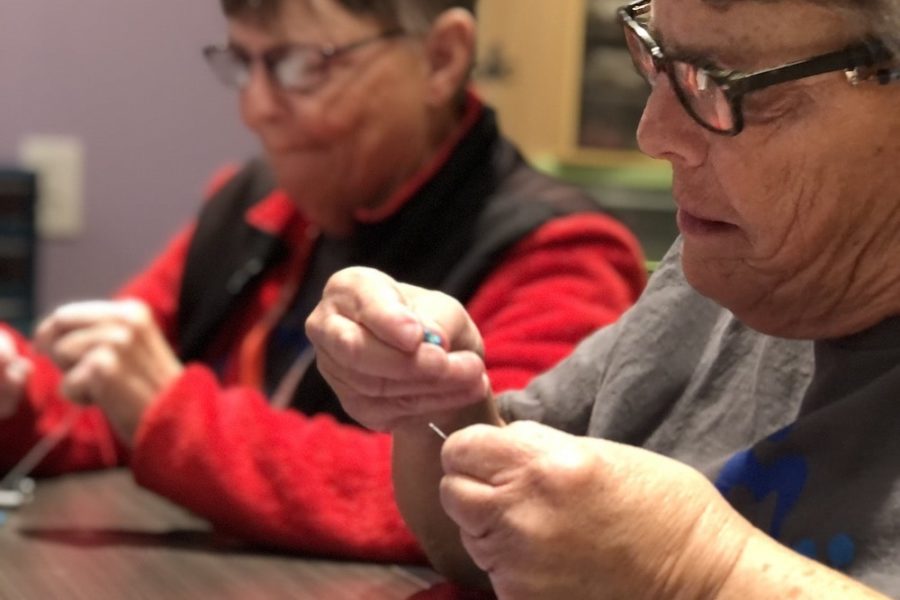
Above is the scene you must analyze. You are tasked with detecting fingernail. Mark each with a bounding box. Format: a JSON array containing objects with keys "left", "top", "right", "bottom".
[{"left": 398, "top": 321, "right": 422, "bottom": 348}]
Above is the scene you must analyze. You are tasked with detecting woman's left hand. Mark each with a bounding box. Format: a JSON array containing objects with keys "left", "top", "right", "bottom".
[
  {"left": 439, "top": 421, "right": 752, "bottom": 600},
  {"left": 34, "top": 299, "right": 184, "bottom": 443}
]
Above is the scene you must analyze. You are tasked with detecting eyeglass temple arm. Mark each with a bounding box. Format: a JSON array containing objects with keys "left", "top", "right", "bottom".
[{"left": 727, "top": 40, "right": 894, "bottom": 95}]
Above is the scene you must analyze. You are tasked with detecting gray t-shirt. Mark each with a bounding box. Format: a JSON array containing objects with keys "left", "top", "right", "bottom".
[{"left": 500, "top": 239, "right": 900, "bottom": 595}]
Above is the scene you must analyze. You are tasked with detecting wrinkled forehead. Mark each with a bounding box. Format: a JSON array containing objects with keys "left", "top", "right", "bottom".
[{"left": 649, "top": 0, "right": 869, "bottom": 69}]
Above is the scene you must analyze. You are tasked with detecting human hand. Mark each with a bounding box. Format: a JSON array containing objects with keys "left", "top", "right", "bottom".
[
  {"left": 439, "top": 421, "right": 752, "bottom": 600},
  {"left": 0, "top": 329, "right": 32, "bottom": 419},
  {"left": 34, "top": 299, "right": 183, "bottom": 443},
  {"left": 306, "top": 267, "right": 492, "bottom": 432}
]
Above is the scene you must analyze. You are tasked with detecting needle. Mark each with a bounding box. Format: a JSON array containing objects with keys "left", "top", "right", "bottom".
[
  {"left": 0, "top": 408, "right": 79, "bottom": 493},
  {"left": 428, "top": 422, "right": 448, "bottom": 441}
]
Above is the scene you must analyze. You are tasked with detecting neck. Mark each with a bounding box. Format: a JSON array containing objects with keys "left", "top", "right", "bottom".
[
  {"left": 732, "top": 242, "right": 900, "bottom": 341},
  {"left": 355, "top": 97, "right": 478, "bottom": 222}
]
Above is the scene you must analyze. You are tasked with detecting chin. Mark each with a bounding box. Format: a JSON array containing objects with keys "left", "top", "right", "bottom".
[
  {"left": 317, "top": 220, "right": 355, "bottom": 238},
  {"left": 683, "top": 260, "right": 824, "bottom": 339},
  {"left": 297, "top": 203, "right": 355, "bottom": 237}
]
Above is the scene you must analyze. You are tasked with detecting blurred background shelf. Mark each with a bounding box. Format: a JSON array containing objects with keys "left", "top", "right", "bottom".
[{"left": 474, "top": 0, "right": 677, "bottom": 264}]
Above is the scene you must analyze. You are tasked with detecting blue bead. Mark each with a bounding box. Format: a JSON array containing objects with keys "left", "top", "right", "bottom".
[
  {"left": 423, "top": 330, "right": 443, "bottom": 346},
  {"left": 827, "top": 534, "right": 856, "bottom": 570}
]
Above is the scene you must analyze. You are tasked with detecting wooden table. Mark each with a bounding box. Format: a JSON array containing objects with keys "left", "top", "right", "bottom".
[{"left": 0, "top": 470, "right": 438, "bottom": 599}]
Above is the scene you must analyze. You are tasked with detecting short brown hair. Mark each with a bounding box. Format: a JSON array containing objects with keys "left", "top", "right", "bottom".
[{"left": 220, "top": 0, "right": 478, "bottom": 32}]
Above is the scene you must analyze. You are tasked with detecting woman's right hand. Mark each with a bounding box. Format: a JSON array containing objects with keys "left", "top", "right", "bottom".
[
  {"left": 306, "top": 267, "right": 491, "bottom": 433},
  {"left": 0, "top": 329, "right": 32, "bottom": 419}
]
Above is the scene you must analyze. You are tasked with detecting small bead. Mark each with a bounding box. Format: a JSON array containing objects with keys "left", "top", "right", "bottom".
[{"left": 423, "top": 330, "right": 443, "bottom": 346}]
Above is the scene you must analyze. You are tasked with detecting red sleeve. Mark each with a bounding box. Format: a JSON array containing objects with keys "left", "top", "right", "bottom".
[
  {"left": 0, "top": 167, "right": 232, "bottom": 476},
  {"left": 129, "top": 211, "right": 645, "bottom": 563},
  {"left": 0, "top": 223, "right": 198, "bottom": 474},
  {"left": 131, "top": 366, "right": 424, "bottom": 562},
  {"left": 0, "top": 324, "right": 125, "bottom": 474},
  {"left": 470, "top": 212, "right": 646, "bottom": 392}
]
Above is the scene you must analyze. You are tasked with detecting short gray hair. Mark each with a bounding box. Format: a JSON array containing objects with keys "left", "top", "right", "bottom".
[
  {"left": 825, "top": 0, "right": 900, "bottom": 51},
  {"left": 704, "top": 0, "right": 900, "bottom": 52},
  {"left": 878, "top": 0, "right": 900, "bottom": 51}
]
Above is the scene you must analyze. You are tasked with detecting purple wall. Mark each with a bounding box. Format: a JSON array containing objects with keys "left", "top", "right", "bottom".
[{"left": 0, "top": 1, "right": 257, "bottom": 314}]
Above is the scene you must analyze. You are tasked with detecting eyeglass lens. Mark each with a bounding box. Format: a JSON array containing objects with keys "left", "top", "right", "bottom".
[
  {"left": 204, "top": 46, "right": 326, "bottom": 92},
  {"left": 622, "top": 13, "right": 737, "bottom": 133},
  {"left": 670, "top": 62, "right": 734, "bottom": 131}
]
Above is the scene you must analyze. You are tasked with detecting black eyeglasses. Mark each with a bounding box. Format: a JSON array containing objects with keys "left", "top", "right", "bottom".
[
  {"left": 203, "top": 29, "right": 405, "bottom": 93},
  {"left": 618, "top": 0, "right": 896, "bottom": 135}
]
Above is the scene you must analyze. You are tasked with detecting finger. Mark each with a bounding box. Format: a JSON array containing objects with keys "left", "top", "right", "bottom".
[
  {"left": 459, "top": 528, "right": 503, "bottom": 575},
  {"left": 5, "top": 358, "right": 32, "bottom": 386},
  {"left": 402, "top": 285, "right": 482, "bottom": 354},
  {"left": 442, "top": 422, "right": 547, "bottom": 484},
  {"left": 321, "top": 368, "right": 491, "bottom": 432},
  {"left": 316, "top": 348, "right": 488, "bottom": 409},
  {"left": 35, "top": 300, "right": 151, "bottom": 350},
  {"left": 440, "top": 473, "right": 503, "bottom": 540},
  {"left": 35, "top": 301, "right": 116, "bottom": 353},
  {"left": 311, "top": 312, "right": 451, "bottom": 382},
  {"left": 60, "top": 345, "right": 118, "bottom": 405},
  {"left": 0, "top": 330, "right": 17, "bottom": 362},
  {"left": 316, "top": 268, "right": 424, "bottom": 352},
  {"left": 0, "top": 359, "right": 30, "bottom": 419},
  {"left": 315, "top": 332, "right": 487, "bottom": 393},
  {"left": 45, "top": 323, "right": 133, "bottom": 371}
]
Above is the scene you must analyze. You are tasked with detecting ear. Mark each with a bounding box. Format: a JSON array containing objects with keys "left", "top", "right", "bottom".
[{"left": 422, "top": 8, "right": 477, "bottom": 106}]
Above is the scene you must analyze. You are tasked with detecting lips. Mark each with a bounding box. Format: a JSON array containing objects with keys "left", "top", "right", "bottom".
[{"left": 677, "top": 208, "right": 738, "bottom": 235}]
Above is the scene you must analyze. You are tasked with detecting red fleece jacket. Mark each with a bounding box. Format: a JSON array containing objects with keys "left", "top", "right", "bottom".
[{"left": 0, "top": 209, "right": 644, "bottom": 563}]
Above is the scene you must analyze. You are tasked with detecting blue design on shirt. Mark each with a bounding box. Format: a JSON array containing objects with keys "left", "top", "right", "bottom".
[
  {"left": 792, "top": 535, "right": 857, "bottom": 570},
  {"left": 793, "top": 538, "right": 818, "bottom": 559},
  {"left": 767, "top": 425, "right": 793, "bottom": 443},
  {"left": 714, "top": 450, "right": 808, "bottom": 539},
  {"left": 714, "top": 427, "right": 858, "bottom": 572},
  {"left": 827, "top": 534, "right": 856, "bottom": 569}
]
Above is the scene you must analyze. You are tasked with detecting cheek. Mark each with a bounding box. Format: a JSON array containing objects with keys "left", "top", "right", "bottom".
[
  {"left": 238, "top": 95, "right": 258, "bottom": 133},
  {"left": 296, "top": 98, "right": 361, "bottom": 147},
  {"left": 713, "top": 143, "right": 825, "bottom": 263}
]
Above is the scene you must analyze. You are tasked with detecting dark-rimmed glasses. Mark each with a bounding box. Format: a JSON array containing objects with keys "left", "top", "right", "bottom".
[
  {"left": 618, "top": 0, "right": 895, "bottom": 135},
  {"left": 203, "top": 28, "right": 405, "bottom": 93}
]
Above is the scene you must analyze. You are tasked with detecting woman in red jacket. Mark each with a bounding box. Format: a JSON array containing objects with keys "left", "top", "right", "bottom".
[{"left": 0, "top": 0, "right": 645, "bottom": 562}]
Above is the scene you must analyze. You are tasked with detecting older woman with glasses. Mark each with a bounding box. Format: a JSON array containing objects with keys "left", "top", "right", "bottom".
[
  {"left": 307, "top": 0, "right": 900, "bottom": 595},
  {"left": 0, "top": 0, "right": 645, "bottom": 562}
]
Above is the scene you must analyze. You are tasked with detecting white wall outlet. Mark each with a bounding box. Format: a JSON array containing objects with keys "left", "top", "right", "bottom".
[{"left": 17, "top": 135, "right": 85, "bottom": 239}]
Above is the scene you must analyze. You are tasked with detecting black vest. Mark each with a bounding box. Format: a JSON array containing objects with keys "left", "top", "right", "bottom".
[{"left": 176, "top": 109, "right": 601, "bottom": 423}]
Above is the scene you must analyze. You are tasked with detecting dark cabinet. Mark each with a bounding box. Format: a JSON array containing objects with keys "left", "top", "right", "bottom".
[{"left": 0, "top": 169, "right": 37, "bottom": 334}]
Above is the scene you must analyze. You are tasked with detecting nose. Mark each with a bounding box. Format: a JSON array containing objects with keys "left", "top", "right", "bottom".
[
  {"left": 636, "top": 75, "right": 707, "bottom": 168},
  {"left": 239, "top": 63, "right": 286, "bottom": 129}
]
